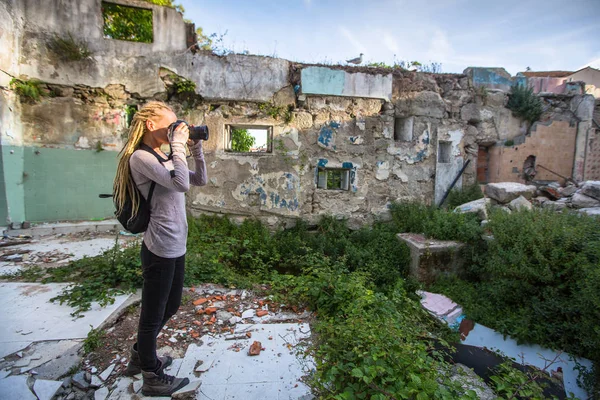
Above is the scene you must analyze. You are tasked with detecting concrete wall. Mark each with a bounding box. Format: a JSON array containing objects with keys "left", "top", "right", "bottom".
[
  {"left": 301, "top": 67, "right": 393, "bottom": 101},
  {"left": 568, "top": 67, "right": 600, "bottom": 98}
]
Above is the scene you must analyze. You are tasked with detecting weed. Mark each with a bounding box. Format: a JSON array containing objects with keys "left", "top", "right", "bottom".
[
  {"left": 507, "top": 84, "right": 543, "bottom": 125},
  {"left": 505, "top": 139, "right": 515, "bottom": 146},
  {"left": 83, "top": 324, "right": 105, "bottom": 354},
  {"left": 174, "top": 78, "right": 196, "bottom": 94},
  {"left": 10, "top": 78, "right": 43, "bottom": 103},
  {"left": 0, "top": 265, "right": 44, "bottom": 281},
  {"left": 258, "top": 102, "right": 293, "bottom": 123},
  {"left": 48, "top": 32, "right": 92, "bottom": 61},
  {"left": 95, "top": 141, "right": 104, "bottom": 153}
]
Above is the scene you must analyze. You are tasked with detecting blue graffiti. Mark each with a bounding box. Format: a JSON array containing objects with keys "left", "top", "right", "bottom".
[
  {"left": 293, "top": 84, "right": 300, "bottom": 94},
  {"left": 342, "top": 162, "right": 353, "bottom": 169},
  {"left": 415, "top": 148, "right": 427, "bottom": 162},
  {"left": 318, "top": 159, "right": 328, "bottom": 167},
  {"left": 422, "top": 132, "right": 430, "bottom": 144},
  {"left": 318, "top": 126, "right": 334, "bottom": 147},
  {"left": 330, "top": 122, "right": 340, "bottom": 129}
]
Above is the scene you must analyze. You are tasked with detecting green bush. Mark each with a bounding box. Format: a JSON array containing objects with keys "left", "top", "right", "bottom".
[
  {"left": 435, "top": 208, "right": 600, "bottom": 365},
  {"left": 506, "top": 84, "right": 543, "bottom": 124},
  {"left": 443, "top": 184, "right": 484, "bottom": 210},
  {"left": 270, "top": 261, "right": 463, "bottom": 399},
  {"left": 390, "top": 202, "right": 483, "bottom": 243}
]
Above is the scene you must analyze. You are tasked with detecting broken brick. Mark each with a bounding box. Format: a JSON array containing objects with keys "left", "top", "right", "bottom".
[
  {"left": 248, "top": 341, "right": 262, "bottom": 356},
  {"left": 193, "top": 298, "right": 208, "bottom": 306},
  {"left": 256, "top": 310, "right": 268, "bottom": 317},
  {"left": 210, "top": 315, "right": 216, "bottom": 323},
  {"left": 192, "top": 321, "right": 202, "bottom": 326},
  {"left": 196, "top": 309, "right": 205, "bottom": 315},
  {"left": 205, "top": 307, "right": 217, "bottom": 315},
  {"left": 246, "top": 332, "right": 252, "bottom": 338}
]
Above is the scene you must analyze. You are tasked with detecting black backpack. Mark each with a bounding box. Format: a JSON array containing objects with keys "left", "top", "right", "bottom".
[{"left": 100, "top": 144, "right": 169, "bottom": 234}]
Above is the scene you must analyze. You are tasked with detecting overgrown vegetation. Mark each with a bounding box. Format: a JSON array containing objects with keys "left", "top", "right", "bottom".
[
  {"left": 173, "top": 78, "right": 196, "bottom": 94},
  {"left": 258, "top": 102, "right": 294, "bottom": 123},
  {"left": 43, "top": 236, "right": 142, "bottom": 317},
  {"left": 10, "top": 78, "right": 44, "bottom": 103},
  {"left": 9, "top": 201, "right": 600, "bottom": 396},
  {"left": 442, "top": 183, "right": 484, "bottom": 210},
  {"left": 506, "top": 84, "right": 543, "bottom": 125},
  {"left": 433, "top": 208, "right": 600, "bottom": 366},
  {"left": 102, "top": 1, "right": 154, "bottom": 43},
  {"left": 48, "top": 32, "right": 92, "bottom": 61},
  {"left": 366, "top": 60, "right": 443, "bottom": 73}
]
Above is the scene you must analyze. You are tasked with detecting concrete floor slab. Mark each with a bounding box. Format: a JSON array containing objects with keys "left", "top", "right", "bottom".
[
  {"left": 174, "top": 323, "right": 312, "bottom": 399},
  {"left": 32, "top": 378, "right": 63, "bottom": 400},
  {"left": 0, "top": 282, "right": 132, "bottom": 356},
  {"left": 0, "top": 375, "right": 37, "bottom": 399},
  {"left": 463, "top": 323, "right": 593, "bottom": 399}
]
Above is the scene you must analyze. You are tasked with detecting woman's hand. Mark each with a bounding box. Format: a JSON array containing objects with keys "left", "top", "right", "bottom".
[{"left": 170, "top": 122, "right": 190, "bottom": 145}]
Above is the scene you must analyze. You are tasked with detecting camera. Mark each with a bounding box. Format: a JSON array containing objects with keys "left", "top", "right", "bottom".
[{"left": 168, "top": 120, "right": 209, "bottom": 141}]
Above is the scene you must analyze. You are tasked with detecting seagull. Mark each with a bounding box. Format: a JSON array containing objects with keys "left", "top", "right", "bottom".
[{"left": 346, "top": 53, "right": 363, "bottom": 65}]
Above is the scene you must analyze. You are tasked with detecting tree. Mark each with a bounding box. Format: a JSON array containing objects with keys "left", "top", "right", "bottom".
[
  {"left": 230, "top": 129, "right": 255, "bottom": 152},
  {"left": 196, "top": 27, "right": 213, "bottom": 51},
  {"left": 102, "top": 0, "right": 185, "bottom": 43}
]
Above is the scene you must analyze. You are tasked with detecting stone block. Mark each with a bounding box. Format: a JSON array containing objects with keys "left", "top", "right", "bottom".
[
  {"left": 571, "top": 192, "right": 600, "bottom": 209},
  {"left": 460, "top": 103, "right": 481, "bottom": 124},
  {"left": 578, "top": 207, "right": 600, "bottom": 216},
  {"left": 579, "top": 181, "right": 600, "bottom": 201},
  {"left": 454, "top": 198, "right": 490, "bottom": 220},
  {"left": 395, "top": 91, "right": 446, "bottom": 118},
  {"left": 397, "top": 233, "right": 464, "bottom": 284},
  {"left": 508, "top": 195, "right": 533, "bottom": 211},
  {"left": 484, "top": 182, "right": 536, "bottom": 203}
]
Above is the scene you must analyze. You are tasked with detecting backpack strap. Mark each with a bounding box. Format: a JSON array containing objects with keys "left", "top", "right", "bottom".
[{"left": 138, "top": 143, "right": 170, "bottom": 203}]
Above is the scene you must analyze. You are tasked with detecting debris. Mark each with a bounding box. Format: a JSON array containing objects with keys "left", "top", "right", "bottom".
[
  {"left": 508, "top": 195, "right": 533, "bottom": 211},
  {"left": 172, "top": 380, "right": 202, "bottom": 399},
  {"left": 192, "top": 298, "right": 208, "bottom": 306},
  {"left": 204, "top": 307, "right": 217, "bottom": 315},
  {"left": 241, "top": 309, "right": 255, "bottom": 319},
  {"left": 454, "top": 198, "right": 490, "bottom": 220},
  {"left": 485, "top": 182, "right": 536, "bottom": 203},
  {"left": 579, "top": 181, "right": 600, "bottom": 201},
  {"left": 248, "top": 341, "right": 263, "bottom": 356},
  {"left": 571, "top": 193, "right": 600, "bottom": 209},
  {"left": 98, "top": 364, "right": 115, "bottom": 381},
  {"left": 256, "top": 310, "right": 269, "bottom": 317},
  {"left": 71, "top": 371, "right": 90, "bottom": 390}
]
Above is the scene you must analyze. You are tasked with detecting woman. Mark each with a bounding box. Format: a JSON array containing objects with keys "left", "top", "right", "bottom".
[{"left": 113, "top": 101, "right": 207, "bottom": 396}]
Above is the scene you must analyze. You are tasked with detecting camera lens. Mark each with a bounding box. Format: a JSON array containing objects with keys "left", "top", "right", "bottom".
[{"left": 189, "top": 125, "right": 209, "bottom": 141}]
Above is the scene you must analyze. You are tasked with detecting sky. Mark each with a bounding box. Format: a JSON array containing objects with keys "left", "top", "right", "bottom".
[{"left": 177, "top": 0, "right": 600, "bottom": 75}]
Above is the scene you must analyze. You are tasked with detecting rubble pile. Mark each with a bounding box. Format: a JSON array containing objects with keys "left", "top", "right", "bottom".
[{"left": 455, "top": 181, "right": 600, "bottom": 220}]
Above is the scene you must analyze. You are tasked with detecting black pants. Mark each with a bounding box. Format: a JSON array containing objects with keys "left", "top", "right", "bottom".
[{"left": 136, "top": 241, "right": 185, "bottom": 371}]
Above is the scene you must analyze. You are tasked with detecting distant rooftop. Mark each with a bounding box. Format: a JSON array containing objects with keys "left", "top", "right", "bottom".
[{"left": 521, "top": 70, "right": 573, "bottom": 78}]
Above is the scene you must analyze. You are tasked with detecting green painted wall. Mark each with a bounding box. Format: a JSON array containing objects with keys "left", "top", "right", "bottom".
[
  {"left": 22, "top": 147, "right": 118, "bottom": 222},
  {"left": 2, "top": 145, "right": 26, "bottom": 225},
  {"left": 0, "top": 147, "right": 8, "bottom": 225}
]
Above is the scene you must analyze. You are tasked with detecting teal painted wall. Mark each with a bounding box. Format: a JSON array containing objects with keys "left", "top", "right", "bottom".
[
  {"left": 2, "top": 145, "right": 26, "bottom": 225},
  {"left": 0, "top": 147, "right": 8, "bottom": 225},
  {"left": 301, "top": 67, "right": 345, "bottom": 96},
  {"left": 22, "top": 147, "right": 118, "bottom": 222}
]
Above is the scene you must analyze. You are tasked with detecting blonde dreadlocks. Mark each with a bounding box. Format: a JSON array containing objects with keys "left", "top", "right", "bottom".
[{"left": 113, "top": 101, "right": 173, "bottom": 219}]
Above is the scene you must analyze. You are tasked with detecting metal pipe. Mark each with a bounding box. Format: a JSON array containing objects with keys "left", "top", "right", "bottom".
[
  {"left": 537, "top": 164, "right": 577, "bottom": 185},
  {"left": 438, "top": 159, "right": 471, "bottom": 208}
]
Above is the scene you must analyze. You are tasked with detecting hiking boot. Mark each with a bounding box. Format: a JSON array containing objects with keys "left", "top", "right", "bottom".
[
  {"left": 141, "top": 369, "right": 189, "bottom": 397},
  {"left": 124, "top": 345, "right": 173, "bottom": 376}
]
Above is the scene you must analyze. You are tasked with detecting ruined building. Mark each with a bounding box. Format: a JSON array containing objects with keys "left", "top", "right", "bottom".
[{"left": 1, "top": 0, "right": 598, "bottom": 228}]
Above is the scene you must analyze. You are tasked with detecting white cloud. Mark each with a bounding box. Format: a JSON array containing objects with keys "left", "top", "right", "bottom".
[
  {"left": 338, "top": 26, "right": 367, "bottom": 55},
  {"left": 382, "top": 32, "right": 399, "bottom": 55}
]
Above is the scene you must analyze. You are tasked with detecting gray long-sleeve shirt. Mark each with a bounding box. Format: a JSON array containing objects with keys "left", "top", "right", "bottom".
[{"left": 129, "top": 141, "right": 207, "bottom": 258}]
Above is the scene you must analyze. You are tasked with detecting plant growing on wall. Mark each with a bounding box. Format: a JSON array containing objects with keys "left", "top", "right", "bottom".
[
  {"left": 506, "top": 84, "right": 543, "bottom": 126},
  {"left": 230, "top": 128, "right": 255, "bottom": 152},
  {"left": 102, "top": 1, "right": 154, "bottom": 43},
  {"left": 48, "top": 32, "right": 92, "bottom": 61},
  {"left": 10, "top": 78, "right": 43, "bottom": 103},
  {"left": 174, "top": 78, "right": 196, "bottom": 94}
]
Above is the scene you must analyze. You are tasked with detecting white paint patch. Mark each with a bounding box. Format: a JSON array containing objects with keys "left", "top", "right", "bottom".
[{"left": 375, "top": 161, "right": 390, "bottom": 181}]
